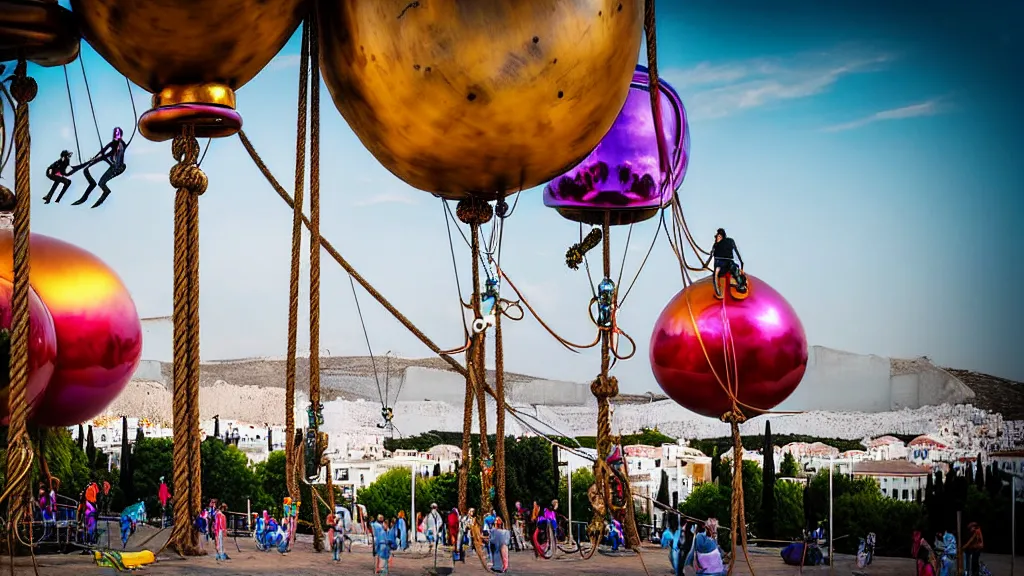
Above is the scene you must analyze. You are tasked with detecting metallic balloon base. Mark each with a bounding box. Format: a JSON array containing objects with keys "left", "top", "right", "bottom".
[
  {"left": 714, "top": 275, "right": 752, "bottom": 301},
  {"left": 138, "top": 103, "right": 242, "bottom": 142},
  {"left": 0, "top": 0, "right": 80, "bottom": 66},
  {"left": 555, "top": 206, "right": 659, "bottom": 227}
]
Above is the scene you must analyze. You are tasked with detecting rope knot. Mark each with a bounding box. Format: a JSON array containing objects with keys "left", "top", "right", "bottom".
[
  {"left": 169, "top": 133, "right": 207, "bottom": 196},
  {"left": 9, "top": 61, "right": 37, "bottom": 104},
  {"left": 590, "top": 374, "right": 619, "bottom": 399},
  {"left": 721, "top": 409, "right": 746, "bottom": 424},
  {"left": 456, "top": 198, "right": 493, "bottom": 225}
]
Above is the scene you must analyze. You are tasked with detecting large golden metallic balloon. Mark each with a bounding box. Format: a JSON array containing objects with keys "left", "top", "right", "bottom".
[
  {"left": 318, "top": 0, "right": 644, "bottom": 200},
  {"left": 0, "top": 0, "right": 80, "bottom": 67},
  {"left": 70, "top": 0, "right": 306, "bottom": 141}
]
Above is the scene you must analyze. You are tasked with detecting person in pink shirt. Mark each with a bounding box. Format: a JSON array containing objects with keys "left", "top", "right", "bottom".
[
  {"left": 157, "top": 477, "right": 171, "bottom": 528},
  {"left": 214, "top": 504, "right": 230, "bottom": 561}
]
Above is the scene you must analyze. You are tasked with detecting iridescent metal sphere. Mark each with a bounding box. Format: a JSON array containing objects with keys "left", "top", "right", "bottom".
[
  {"left": 0, "top": 232, "right": 142, "bottom": 427},
  {"left": 0, "top": 277, "right": 58, "bottom": 425},
  {"left": 318, "top": 0, "right": 644, "bottom": 199},
  {"left": 545, "top": 65, "right": 690, "bottom": 226},
  {"left": 650, "top": 274, "right": 808, "bottom": 419}
]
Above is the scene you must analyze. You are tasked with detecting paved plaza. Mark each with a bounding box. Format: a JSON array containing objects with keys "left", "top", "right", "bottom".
[{"left": 6, "top": 539, "right": 1023, "bottom": 576}]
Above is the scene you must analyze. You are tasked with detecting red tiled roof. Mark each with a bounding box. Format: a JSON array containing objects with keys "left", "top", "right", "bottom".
[
  {"left": 853, "top": 461, "right": 931, "bottom": 477},
  {"left": 909, "top": 436, "right": 949, "bottom": 449}
]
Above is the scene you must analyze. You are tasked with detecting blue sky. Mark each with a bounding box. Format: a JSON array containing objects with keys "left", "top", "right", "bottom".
[{"left": 6, "top": 0, "right": 1022, "bottom": 392}]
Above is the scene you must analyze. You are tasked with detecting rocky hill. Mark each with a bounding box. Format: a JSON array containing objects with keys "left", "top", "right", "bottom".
[{"left": 945, "top": 368, "right": 1024, "bottom": 419}]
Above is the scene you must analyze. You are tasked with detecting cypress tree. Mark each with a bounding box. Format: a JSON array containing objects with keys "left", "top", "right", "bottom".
[
  {"left": 77, "top": 424, "right": 85, "bottom": 452},
  {"left": 120, "top": 416, "right": 132, "bottom": 502},
  {"left": 656, "top": 469, "right": 671, "bottom": 529},
  {"left": 760, "top": 420, "right": 776, "bottom": 539},
  {"left": 974, "top": 454, "right": 984, "bottom": 490},
  {"left": 86, "top": 425, "right": 97, "bottom": 466}
]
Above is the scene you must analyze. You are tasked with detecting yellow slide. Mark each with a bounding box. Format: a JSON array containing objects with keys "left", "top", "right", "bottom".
[{"left": 93, "top": 549, "right": 156, "bottom": 571}]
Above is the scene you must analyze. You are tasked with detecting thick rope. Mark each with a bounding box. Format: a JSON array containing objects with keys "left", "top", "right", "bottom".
[
  {"left": 473, "top": 226, "right": 491, "bottom": 513},
  {"left": 4, "top": 60, "right": 37, "bottom": 570},
  {"left": 6, "top": 60, "right": 35, "bottom": 543},
  {"left": 187, "top": 161, "right": 202, "bottom": 530},
  {"left": 307, "top": 6, "right": 325, "bottom": 552},
  {"left": 493, "top": 299, "right": 510, "bottom": 524},
  {"left": 457, "top": 346, "right": 473, "bottom": 513},
  {"left": 165, "top": 123, "right": 206, "bottom": 556},
  {"left": 285, "top": 18, "right": 310, "bottom": 505}
]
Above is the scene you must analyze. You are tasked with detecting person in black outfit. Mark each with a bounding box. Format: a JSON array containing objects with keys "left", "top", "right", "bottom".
[
  {"left": 71, "top": 126, "right": 128, "bottom": 209},
  {"left": 704, "top": 228, "right": 747, "bottom": 298},
  {"left": 43, "top": 150, "right": 76, "bottom": 204}
]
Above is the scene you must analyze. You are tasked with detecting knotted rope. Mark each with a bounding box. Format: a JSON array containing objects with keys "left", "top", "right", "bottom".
[
  {"left": 5, "top": 60, "right": 38, "bottom": 571},
  {"left": 285, "top": 17, "right": 310, "bottom": 506},
  {"left": 493, "top": 292, "right": 510, "bottom": 524},
  {"left": 455, "top": 198, "right": 493, "bottom": 514},
  {"left": 307, "top": 5, "right": 325, "bottom": 552},
  {"left": 165, "top": 122, "right": 206, "bottom": 557}
]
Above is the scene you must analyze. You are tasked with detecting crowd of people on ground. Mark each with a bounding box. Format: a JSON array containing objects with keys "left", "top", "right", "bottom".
[
  {"left": 28, "top": 474, "right": 993, "bottom": 576},
  {"left": 913, "top": 523, "right": 989, "bottom": 576}
]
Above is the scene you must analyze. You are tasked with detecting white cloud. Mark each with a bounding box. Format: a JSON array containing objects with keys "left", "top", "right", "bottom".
[
  {"left": 662, "top": 46, "right": 895, "bottom": 120},
  {"left": 352, "top": 191, "right": 420, "bottom": 207},
  {"left": 821, "top": 98, "right": 950, "bottom": 132},
  {"left": 268, "top": 54, "right": 300, "bottom": 71}
]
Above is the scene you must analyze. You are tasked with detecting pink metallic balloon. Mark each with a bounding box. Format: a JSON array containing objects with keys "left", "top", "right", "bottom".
[
  {"left": 649, "top": 274, "right": 808, "bottom": 419},
  {"left": 0, "top": 232, "right": 142, "bottom": 427},
  {"left": 544, "top": 64, "right": 690, "bottom": 226},
  {"left": 0, "top": 278, "right": 59, "bottom": 425}
]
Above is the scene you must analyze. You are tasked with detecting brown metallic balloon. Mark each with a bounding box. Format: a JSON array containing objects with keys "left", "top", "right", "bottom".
[
  {"left": 0, "top": 0, "right": 80, "bottom": 67},
  {"left": 318, "top": 0, "right": 644, "bottom": 200},
  {"left": 70, "top": 0, "right": 306, "bottom": 140}
]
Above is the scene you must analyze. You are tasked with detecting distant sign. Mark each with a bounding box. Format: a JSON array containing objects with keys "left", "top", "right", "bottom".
[{"left": 625, "top": 446, "right": 659, "bottom": 459}]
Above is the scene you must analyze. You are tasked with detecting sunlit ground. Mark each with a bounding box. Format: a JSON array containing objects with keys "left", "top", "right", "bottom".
[{"left": 6, "top": 535, "right": 1023, "bottom": 576}]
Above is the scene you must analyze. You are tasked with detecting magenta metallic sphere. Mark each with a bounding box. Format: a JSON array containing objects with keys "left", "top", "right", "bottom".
[
  {"left": 649, "top": 274, "right": 808, "bottom": 419},
  {"left": 0, "top": 232, "right": 143, "bottom": 427},
  {"left": 544, "top": 64, "right": 690, "bottom": 226},
  {"left": 0, "top": 278, "right": 59, "bottom": 425}
]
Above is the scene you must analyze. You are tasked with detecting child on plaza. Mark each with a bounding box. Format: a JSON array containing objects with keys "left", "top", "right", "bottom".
[{"left": 214, "top": 504, "right": 230, "bottom": 561}]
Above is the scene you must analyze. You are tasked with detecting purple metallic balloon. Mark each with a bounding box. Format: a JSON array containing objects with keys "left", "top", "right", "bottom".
[
  {"left": 544, "top": 64, "right": 690, "bottom": 226},
  {"left": 649, "top": 274, "right": 808, "bottom": 419}
]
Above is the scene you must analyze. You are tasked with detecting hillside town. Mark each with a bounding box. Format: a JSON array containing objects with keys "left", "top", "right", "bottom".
[{"left": 76, "top": 400, "right": 1024, "bottom": 515}]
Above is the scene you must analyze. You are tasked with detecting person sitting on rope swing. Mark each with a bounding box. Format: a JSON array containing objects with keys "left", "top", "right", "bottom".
[
  {"left": 43, "top": 150, "right": 77, "bottom": 204},
  {"left": 704, "top": 228, "right": 748, "bottom": 298},
  {"left": 376, "top": 406, "right": 394, "bottom": 429},
  {"left": 70, "top": 126, "right": 128, "bottom": 209}
]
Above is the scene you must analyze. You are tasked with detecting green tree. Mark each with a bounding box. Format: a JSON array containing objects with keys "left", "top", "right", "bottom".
[
  {"left": 780, "top": 452, "right": 800, "bottom": 478},
  {"left": 356, "top": 468, "right": 437, "bottom": 520},
  {"left": 656, "top": 469, "right": 670, "bottom": 528},
  {"left": 418, "top": 472, "right": 459, "bottom": 515},
  {"left": 504, "top": 437, "right": 557, "bottom": 512},
  {"left": 773, "top": 480, "right": 805, "bottom": 539},
  {"left": 252, "top": 450, "right": 287, "bottom": 514},
  {"left": 679, "top": 483, "right": 731, "bottom": 526},
  {"left": 557, "top": 468, "right": 595, "bottom": 526},
  {"left": 761, "top": 421, "right": 776, "bottom": 539},
  {"left": 200, "top": 438, "right": 263, "bottom": 514},
  {"left": 130, "top": 437, "right": 174, "bottom": 519},
  {"left": 719, "top": 459, "right": 763, "bottom": 527}
]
